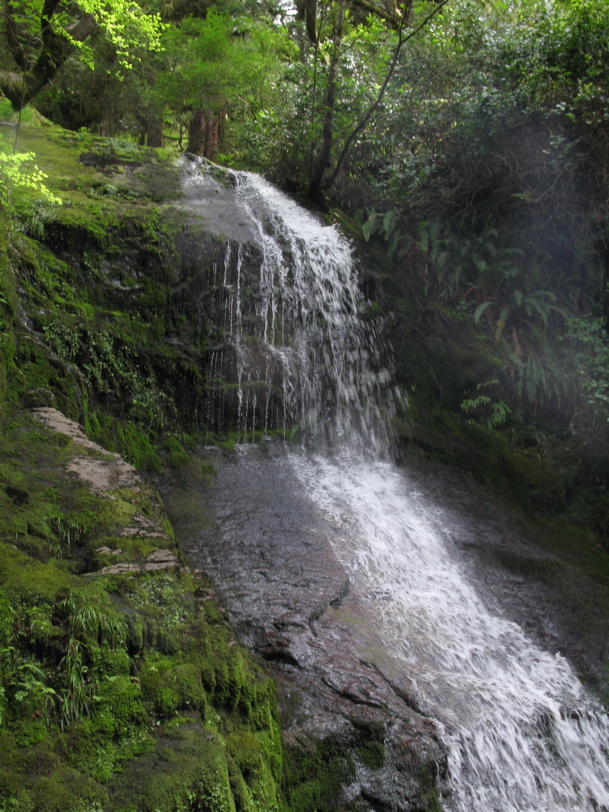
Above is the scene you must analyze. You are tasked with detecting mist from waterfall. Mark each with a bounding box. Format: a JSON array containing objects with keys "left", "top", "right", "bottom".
[{"left": 185, "top": 160, "right": 609, "bottom": 811}]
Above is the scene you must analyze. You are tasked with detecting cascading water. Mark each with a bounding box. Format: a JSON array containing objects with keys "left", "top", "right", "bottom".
[
  {"left": 184, "top": 160, "right": 609, "bottom": 811},
  {"left": 184, "top": 162, "right": 395, "bottom": 451}
]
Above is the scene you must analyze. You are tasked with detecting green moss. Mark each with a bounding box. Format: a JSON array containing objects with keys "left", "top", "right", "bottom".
[
  {"left": 163, "top": 436, "right": 189, "bottom": 469},
  {"left": 284, "top": 737, "right": 356, "bottom": 812},
  {"left": 0, "top": 248, "right": 17, "bottom": 414},
  {"left": 100, "top": 675, "right": 147, "bottom": 730},
  {"left": 412, "top": 759, "right": 443, "bottom": 812},
  {"left": 0, "top": 541, "right": 74, "bottom": 599},
  {"left": 108, "top": 722, "right": 238, "bottom": 812},
  {"left": 0, "top": 391, "right": 288, "bottom": 811},
  {"left": 0, "top": 517, "right": 289, "bottom": 807},
  {"left": 356, "top": 738, "right": 384, "bottom": 770},
  {"left": 226, "top": 731, "right": 283, "bottom": 811},
  {"left": 19, "top": 766, "right": 108, "bottom": 812}
]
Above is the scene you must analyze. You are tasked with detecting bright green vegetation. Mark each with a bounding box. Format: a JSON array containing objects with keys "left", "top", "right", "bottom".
[
  {"left": 0, "top": 105, "right": 211, "bottom": 453},
  {"left": 0, "top": 116, "right": 362, "bottom": 811},
  {"left": 0, "top": 0, "right": 163, "bottom": 111},
  {"left": 0, "top": 410, "right": 286, "bottom": 811}
]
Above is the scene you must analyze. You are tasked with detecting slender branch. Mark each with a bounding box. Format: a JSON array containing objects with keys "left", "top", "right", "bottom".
[{"left": 326, "top": 0, "right": 451, "bottom": 189}]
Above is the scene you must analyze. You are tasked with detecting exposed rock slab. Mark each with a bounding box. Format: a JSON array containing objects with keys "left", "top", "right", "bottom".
[
  {"left": 31, "top": 407, "right": 184, "bottom": 577},
  {"left": 32, "top": 407, "right": 141, "bottom": 494},
  {"left": 162, "top": 445, "right": 447, "bottom": 811},
  {"left": 65, "top": 455, "right": 141, "bottom": 494}
]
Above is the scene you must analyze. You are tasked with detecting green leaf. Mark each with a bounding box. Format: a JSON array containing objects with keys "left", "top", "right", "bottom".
[
  {"left": 382, "top": 209, "right": 397, "bottom": 238},
  {"left": 362, "top": 212, "right": 378, "bottom": 242},
  {"left": 474, "top": 301, "right": 493, "bottom": 324}
]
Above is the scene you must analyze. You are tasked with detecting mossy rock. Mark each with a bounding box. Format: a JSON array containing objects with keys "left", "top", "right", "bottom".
[
  {"left": 283, "top": 733, "right": 356, "bottom": 812},
  {"left": 108, "top": 722, "right": 238, "bottom": 812},
  {"left": 226, "top": 731, "right": 283, "bottom": 811}
]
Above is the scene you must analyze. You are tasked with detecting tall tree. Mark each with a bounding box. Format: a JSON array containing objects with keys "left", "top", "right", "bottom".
[
  {"left": 152, "top": 9, "right": 293, "bottom": 158},
  {"left": 304, "top": 0, "right": 450, "bottom": 202}
]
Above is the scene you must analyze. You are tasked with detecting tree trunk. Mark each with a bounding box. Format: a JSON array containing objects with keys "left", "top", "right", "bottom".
[
  {"left": 147, "top": 119, "right": 163, "bottom": 148},
  {"left": 187, "top": 109, "right": 221, "bottom": 159},
  {"left": 324, "top": 0, "right": 450, "bottom": 194},
  {"left": 0, "top": 13, "right": 97, "bottom": 111},
  {"left": 305, "top": 0, "right": 318, "bottom": 44},
  {"left": 205, "top": 112, "right": 219, "bottom": 159},
  {"left": 187, "top": 109, "right": 207, "bottom": 156},
  {"left": 297, "top": 0, "right": 318, "bottom": 44},
  {"left": 307, "top": 0, "right": 345, "bottom": 204}
]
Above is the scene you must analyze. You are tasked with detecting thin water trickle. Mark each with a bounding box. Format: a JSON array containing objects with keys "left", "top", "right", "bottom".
[{"left": 184, "top": 159, "right": 609, "bottom": 811}]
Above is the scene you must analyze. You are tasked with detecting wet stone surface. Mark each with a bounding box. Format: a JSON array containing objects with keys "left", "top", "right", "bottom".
[
  {"left": 160, "top": 442, "right": 609, "bottom": 810},
  {"left": 400, "top": 454, "right": 609, "bottom": 694},
  {"left": 11, "top": 398, "right": 608, "bottom": 810},
  {"left": 164, "top": 443, "right": 448, "bottom": 812}
]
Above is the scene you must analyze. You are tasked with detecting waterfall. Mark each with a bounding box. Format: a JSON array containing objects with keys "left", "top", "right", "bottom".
[
  {"left": 292, "top": 455, "right": 609, "bottom": 811},
  {"left": 184, "top": 162, "right": 396, "bottom": 451},
  {"left": 184, "top": 160, "right": 609, "bottom": 811}
]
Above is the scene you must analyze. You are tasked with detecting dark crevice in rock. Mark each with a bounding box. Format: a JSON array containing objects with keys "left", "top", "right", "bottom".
[{"left": 330, "top": 576, "right": 351, "bottom": 609}]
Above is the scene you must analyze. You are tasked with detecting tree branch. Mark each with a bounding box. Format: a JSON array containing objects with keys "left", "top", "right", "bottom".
[
  {"left": 326, "top": 0, "right": 451, "bottom": 190},
  {"left": 3, "top": 0, "right": 28, "bottom": 69},
  {"left": 349, "top": 0, "right": 402, "bottom": 28},
  {"left": 65, "top": 12, "right": 97, "bottom": 42},
  {"left": 3, "top": 10, "right": 97, "bottom": 110},
  {"left": 308, "top": 0, "right": 346, "bottom": 201}
]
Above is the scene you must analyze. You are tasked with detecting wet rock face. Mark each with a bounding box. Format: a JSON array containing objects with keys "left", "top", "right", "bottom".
[
  {"left": 402, "top": 454, "right": 609, "bottom": 694},
  {"left": 167, "top": 445, "right": 447, "bottom": 811},
  {"left": 162, "top": 443, "right": 609, "bottom": 811}
]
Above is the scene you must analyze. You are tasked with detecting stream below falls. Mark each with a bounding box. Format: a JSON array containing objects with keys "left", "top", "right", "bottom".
[{"left": 181, "top": 160, "right": 609, "bottom": 811}]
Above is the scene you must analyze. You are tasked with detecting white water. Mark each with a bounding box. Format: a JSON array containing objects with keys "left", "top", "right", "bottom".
[
  {"left": 187, "top": 161, "right": 609, "bottom": 811},
  {"left": 292, "top": 454, "right": 609, "bottom": 811},
  {"left": 184, "top": 162, "right": 396, "bottom": 449}
]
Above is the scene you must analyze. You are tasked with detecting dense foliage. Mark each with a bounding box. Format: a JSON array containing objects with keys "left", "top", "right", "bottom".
[{"left": 0, "top": 0, "right": 163, "bottom": 110}]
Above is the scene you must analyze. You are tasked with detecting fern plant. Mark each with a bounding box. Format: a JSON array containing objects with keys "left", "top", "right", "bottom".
[{"left": 461, "top": 380, "right": 512, "bottom": 428}]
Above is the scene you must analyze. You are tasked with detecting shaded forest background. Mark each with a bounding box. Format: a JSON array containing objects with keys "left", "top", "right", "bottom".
[{"left": 2, "top": 0, "right": 609, "bottom": 537}]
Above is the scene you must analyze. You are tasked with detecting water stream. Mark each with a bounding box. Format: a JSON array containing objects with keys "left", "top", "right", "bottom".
[{"left": 185, "top": 161, "right": 609, "bottom": 811}]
